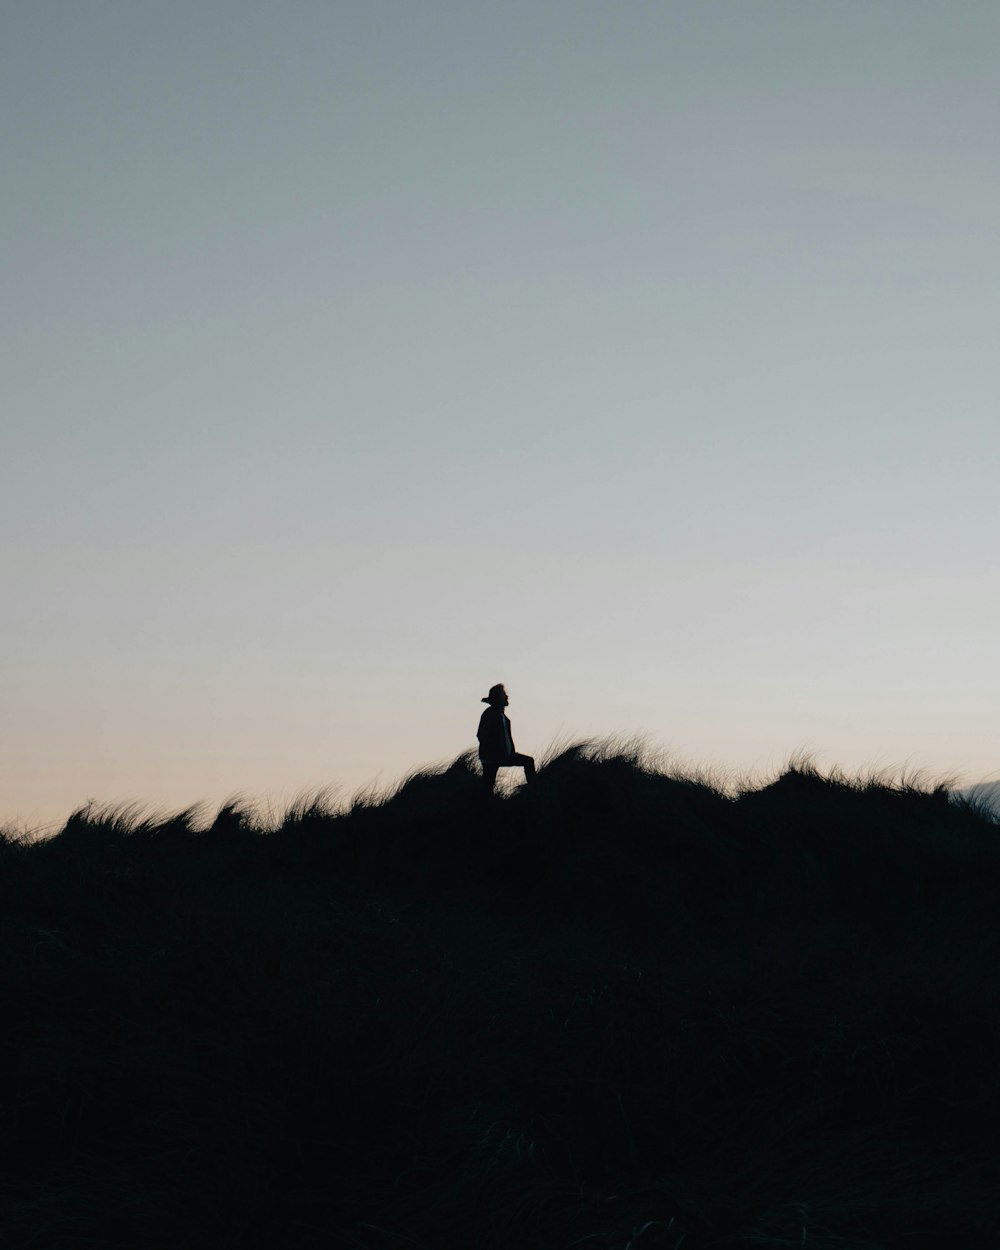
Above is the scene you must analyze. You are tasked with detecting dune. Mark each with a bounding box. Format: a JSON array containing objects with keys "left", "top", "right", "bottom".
[{"left": 1, "top": 744, "right": 997, "bottom": 1248}]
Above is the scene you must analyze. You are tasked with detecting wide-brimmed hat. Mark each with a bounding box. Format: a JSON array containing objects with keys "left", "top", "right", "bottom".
[{"left": 481, "top": 683, "right": 506, "bottom": 704}]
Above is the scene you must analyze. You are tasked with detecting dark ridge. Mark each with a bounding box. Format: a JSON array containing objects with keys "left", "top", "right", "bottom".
[{"left": 1, "top": 744, "right": 998, "bottom": 1249}]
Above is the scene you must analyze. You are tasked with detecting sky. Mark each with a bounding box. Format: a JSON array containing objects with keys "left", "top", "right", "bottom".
[{"left": 3, "top": 1, "right": 999, "bottom": 831}]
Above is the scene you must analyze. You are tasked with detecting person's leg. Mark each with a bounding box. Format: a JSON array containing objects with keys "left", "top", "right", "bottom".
[
  {"left": 511, "top": 752, "right": 535, "bottom": 783},
  {"left": 481, "top": 758, "right": 500, "bottom": 794}
]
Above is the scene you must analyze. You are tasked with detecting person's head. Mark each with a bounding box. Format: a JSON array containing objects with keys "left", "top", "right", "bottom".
[{"left": 483, "top": 683, "right": 508, "bottom": 708}]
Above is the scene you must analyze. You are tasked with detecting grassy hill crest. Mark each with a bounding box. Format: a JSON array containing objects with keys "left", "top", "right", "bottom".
[{"left": 2, "top": 743, "right": 998, "bottom": 1249}]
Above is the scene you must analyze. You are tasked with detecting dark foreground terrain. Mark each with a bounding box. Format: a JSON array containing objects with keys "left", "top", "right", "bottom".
[{"left": 2, "top": 747, "right": 998, "bottom": 1249}]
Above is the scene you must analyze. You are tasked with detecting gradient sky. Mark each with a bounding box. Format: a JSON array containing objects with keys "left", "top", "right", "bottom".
[{"left": 4, "top": 1, "right": 999, "bottom": 830}]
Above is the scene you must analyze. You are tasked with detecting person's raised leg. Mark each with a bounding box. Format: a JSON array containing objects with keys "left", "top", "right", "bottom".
[{"left": 512, "top": 752, "right": 535, "bottom": 783}]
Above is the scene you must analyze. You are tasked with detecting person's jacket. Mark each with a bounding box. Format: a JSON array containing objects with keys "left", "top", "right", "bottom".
[{"left": 477, "top": 706, "right": 514, "bottom": 760}]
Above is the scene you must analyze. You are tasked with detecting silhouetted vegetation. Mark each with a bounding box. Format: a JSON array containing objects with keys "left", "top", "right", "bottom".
[{"left": 2, "top": 744, "right": 998, "bottom": 1248}]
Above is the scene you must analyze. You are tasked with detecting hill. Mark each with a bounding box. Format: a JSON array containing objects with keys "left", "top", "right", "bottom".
[
  {"left": 1, "top": 745, "right": 998, "bottom": 1249},
  {"left": 961, "top": 779, "right": 1000, "bottom": 820}
]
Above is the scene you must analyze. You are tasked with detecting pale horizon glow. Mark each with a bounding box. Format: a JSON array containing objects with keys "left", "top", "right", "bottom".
[{"left": 4, "top": 2, "right": 1000, "bottom": 832}]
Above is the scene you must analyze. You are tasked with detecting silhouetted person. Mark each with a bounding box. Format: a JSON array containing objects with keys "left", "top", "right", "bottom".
[{"left": 477, "top": 684, "right": 535, "bottom": 793}]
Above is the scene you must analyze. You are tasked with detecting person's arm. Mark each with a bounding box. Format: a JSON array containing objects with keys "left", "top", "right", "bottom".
[{"left": 478, "top": 709, "right": 501, "bottom": 755}]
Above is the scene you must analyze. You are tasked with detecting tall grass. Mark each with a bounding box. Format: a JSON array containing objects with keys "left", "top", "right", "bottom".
[{"left": 1, "top": 744, "right": 998, "bottom": 1248}]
